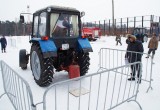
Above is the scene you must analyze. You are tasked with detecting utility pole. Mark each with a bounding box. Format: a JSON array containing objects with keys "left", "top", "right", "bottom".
[
  {"left": 27, "top": 5, "right": 30, "bottom": 23},
  {"left": 112, "top": 0, "right": 115, "bottom": 35},
  {"left": 27, "top": 5, "right": 31, "bottom": 35}
]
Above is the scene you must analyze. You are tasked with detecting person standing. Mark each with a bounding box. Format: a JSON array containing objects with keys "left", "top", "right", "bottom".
[
  {"left": 0, "top": 35, "right": 7, "bottom": 53},
  {"left": 146, "top": 33, "right": 158, "bottom": 59},
  {"left": 115, "top": 34, "right": 122, "bottom": 45},
  {"left": 125, "top": 35, "right": 144, "bottom": 83}
]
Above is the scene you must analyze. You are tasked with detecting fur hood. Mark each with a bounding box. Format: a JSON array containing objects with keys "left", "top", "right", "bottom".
[{"left": 127, "top": 34, "right": 136, "bottom": 41}]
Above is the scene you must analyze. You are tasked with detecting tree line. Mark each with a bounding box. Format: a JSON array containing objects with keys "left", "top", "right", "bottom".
[{"left": 0, "top": 20, "right": 32, "bottom": 36}]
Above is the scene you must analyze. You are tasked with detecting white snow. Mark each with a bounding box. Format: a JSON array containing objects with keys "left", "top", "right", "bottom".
[{"left": 0, "top": 36, "right": 160, "bottom": 110}]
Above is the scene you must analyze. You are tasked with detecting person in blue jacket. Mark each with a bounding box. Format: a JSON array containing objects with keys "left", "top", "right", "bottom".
[
  {"left": 0, "top": 35, "right": 7, "bottom": 53},
  {"left": 125, "top": 35, "right": 144, "bottom": 83}
]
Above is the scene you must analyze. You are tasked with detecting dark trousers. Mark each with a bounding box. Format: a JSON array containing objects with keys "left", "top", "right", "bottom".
[
  {"left": 1, "top": 45, "right": 6, "bottom": 52},
  {"left": 116, "top": 40, "right": 122, "bottom": 45},
  {"left": 148, "top": 49, "right": 155, "bottom": 56},
  {"left": 131, "top": 63, "right": 141, "bottom": 79}
]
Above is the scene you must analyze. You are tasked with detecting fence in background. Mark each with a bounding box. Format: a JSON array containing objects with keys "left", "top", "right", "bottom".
[
  {"left": 7, "top": 37, "right": 17, "bottom": 48},
  {"left": 83, "top": 15, "right": 160, "bottom": 36},
  {"left": 98, "top": 48, "right": 153, "bottom": 92},
  {"left": 0, "top": 60, "right": 143, "bottom": 110},
  {"left": 0, "top": 60, "right": 35, "bottom": 110}
]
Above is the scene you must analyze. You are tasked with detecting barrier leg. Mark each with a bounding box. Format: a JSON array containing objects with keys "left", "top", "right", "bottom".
[
  {"left": 0, "top": 93, "right": 6, "bottom": 99},
  {"left": 128, "top": 99, "right": 142, "bottom": 110},
  {"left": 0, "top": 92, "right": 15, "bottom": 99},
  {"left": 146, "top": 83, "right": 153, "bottom": 93}
]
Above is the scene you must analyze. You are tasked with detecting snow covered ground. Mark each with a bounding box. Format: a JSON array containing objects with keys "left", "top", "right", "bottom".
[{"left": 0, "top": 36, "right": 160, "bottom": 110}]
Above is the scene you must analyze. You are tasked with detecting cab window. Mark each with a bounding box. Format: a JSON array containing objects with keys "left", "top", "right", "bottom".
[
  {"left": 39, "top": 12, "right": 47, "bottom": 36},
  {"left": 33, "top": 16, "right": 38, "bottom": 36}
]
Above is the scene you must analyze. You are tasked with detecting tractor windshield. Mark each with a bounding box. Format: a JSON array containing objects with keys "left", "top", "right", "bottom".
[{"left": 50, "top": 13, "right": 79, "bottom": 37}]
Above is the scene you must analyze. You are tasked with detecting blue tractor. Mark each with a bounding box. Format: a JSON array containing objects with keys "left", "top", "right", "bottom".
[{"left": 19, "top": 6, "right": 93, "bottom": 87}]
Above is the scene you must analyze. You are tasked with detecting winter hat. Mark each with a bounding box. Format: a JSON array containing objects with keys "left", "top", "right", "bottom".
[
  {"left": 128, "top": 35, "right": 136, "bottom": 41},
  {"left": 126, "top": 34, "right": 132, "bottom": 38}
]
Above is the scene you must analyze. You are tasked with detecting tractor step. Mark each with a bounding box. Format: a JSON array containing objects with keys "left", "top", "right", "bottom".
[{"left": 69, "top": 65, "right": 80, "bottom": 79}]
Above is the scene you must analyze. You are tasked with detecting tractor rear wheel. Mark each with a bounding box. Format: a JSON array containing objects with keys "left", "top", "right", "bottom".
[
  {"left": 77, "top": 52, "right": 90, "bottom": 76},
  {"left": 30, "top": 44, "right": 54, "bottom": 87}
]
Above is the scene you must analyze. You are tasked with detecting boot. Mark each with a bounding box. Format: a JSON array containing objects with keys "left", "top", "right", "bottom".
[
  {"left": 145, "top": 55, "right": 149, "bottom": 58},
  {"left": 128, "top": 77, "right": 135, "bottom": 81}
]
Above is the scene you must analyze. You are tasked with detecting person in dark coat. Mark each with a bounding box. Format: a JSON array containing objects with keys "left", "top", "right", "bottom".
[
  {"left": 0, "top": 36, "right": 7, "bottom": 53},
  {"left": 125, "top": 35, "right": 144, "bottom": 83}
]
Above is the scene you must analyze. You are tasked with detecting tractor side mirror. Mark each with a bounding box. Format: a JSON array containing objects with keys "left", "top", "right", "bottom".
[
  {"left": 80, "top": 11, "right": 85, "bottom": 17},
  {"left": 20, "top": 15, "right": 24, "bottom": 23}
]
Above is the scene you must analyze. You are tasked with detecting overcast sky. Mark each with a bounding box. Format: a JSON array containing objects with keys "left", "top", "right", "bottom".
[{"left": 0, "top": 0, "right": 160, "bottom": 22}]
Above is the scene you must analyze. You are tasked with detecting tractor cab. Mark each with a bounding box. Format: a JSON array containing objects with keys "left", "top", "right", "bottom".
[
  {"left": 31, "top": 7, "right": 81, "bottom": 39},
  {"left": 20, "top": 6, "right": 83, "bottom": 39}
]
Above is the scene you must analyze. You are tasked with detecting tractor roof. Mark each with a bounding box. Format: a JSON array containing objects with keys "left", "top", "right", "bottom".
[{"left": 34, "top": 5, "right": 80, "bottom": 14}]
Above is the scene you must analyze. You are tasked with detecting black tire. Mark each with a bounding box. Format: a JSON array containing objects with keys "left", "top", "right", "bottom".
[
  {"left": 77, "top": 52, "right": 90, "bottom": 76},
  {"left": 30, "top": 44, "right": 54, "bottom": 87},
  {"left": 19, "top": 49, "right": 28, "bottom": 70}
]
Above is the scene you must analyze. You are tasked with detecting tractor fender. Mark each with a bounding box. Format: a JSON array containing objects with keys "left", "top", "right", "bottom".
[
  {"left": 78, "top": 38, "right": 93, "bottom": 53},
  {"left": 30, "top": 38, "right": 57, "bottom": 58}
]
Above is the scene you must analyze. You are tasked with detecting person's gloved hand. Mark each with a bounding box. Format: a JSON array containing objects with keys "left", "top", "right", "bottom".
[{"left": 155, "top": 48, "right": 157, "bottom": 50}]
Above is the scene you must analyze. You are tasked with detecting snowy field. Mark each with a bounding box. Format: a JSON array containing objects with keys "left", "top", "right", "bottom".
[{"left": 0, "top": 36, "right": 160, "bottom": 110}]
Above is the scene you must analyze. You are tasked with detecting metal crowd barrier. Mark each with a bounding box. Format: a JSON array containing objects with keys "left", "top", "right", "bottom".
[
  {"left": 0, "top": 60, "right": 143, "bottom": 110},
  {"left": 0, "top": 60, "right": 35, "bottom": 110},
  {"left": 41, "top": 62, "right": 142, "bottom": 110},
  {"left": 98, "top": 48, "right": 153, "bottom": 92}
]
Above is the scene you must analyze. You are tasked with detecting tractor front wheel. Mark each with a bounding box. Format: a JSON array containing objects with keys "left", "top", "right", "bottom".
[
  {"left": 19, "top": 49, "right": 28, "bottom": 70},
  {"left": 30, "top": 44, "right": 54, "bottom": 87}
]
